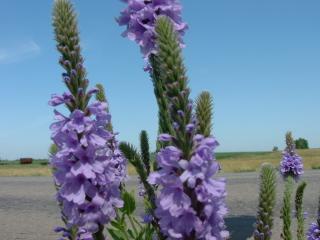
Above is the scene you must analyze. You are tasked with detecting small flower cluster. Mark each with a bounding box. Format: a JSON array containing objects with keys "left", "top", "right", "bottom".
[
  {"left": 253, "top": 222, "right": 271, "bottom": 240},
  {"left": 307, "top": 222, "right": 320, "bottom": 240},
  {"left": 148, "top": 134, "right": 228, "bottom": 239},
  {"left": 50, "top": 96, "right": 126, "bottom": 239},
  {"left": 117, "top": 0, "right": 187, "bottom": 59},
  {"left": 280, "top": 150, "right": 304, "bottom": 180}
]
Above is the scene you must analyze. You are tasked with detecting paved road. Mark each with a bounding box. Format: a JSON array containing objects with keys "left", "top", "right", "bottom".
[{"left": 0, "top": 170, "right": 319, "bottom": 240}]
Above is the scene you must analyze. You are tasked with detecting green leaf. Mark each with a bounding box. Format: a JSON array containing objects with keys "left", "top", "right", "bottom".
[
  {"left": 110, "top": 220, "right": 125, "bottom": 230},
  {"left": 108, "top": 229, "right": 125, "bottom": 240},
  {"left": 119, "top": 142, "right": 141, "bottom": 166},
  {"left": 121, "top": 191, "right": 136, "bottom": 215},
  {"left": 127, "top": 229, "right": 135, "bottom": 238}
]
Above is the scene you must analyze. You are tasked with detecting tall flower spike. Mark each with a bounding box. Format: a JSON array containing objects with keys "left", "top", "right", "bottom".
[
  {"left": 117, "top": 0, "right": 187, "bottom": 59},
  {"left": 307, "top": 195, "right": 320, "bottom": 240},
  {"left": 149, "top": 55, "right": 174, "bottom": 150},
  {"left": 148, "top": 17, "right": 228, "bottom": 240},
  {"left": 196, "top": 91, "right": 213, "bottom": 137},
  {"left": 155, "top": 16, "right": 192, "bottom": 156},
  {"left": 140, "top": 130, "right": 151, "bottom": 175},
  {"left": 117, "top": 0, "right": 188, "bottom": 149},
  {"left": 295, "top": 181, "right": 307, "bottom": 240},
  {"left": 254, "top": 164, "right": 277, "bottom": 240},
  {"left": 51, "top": 1, "right": 126, "bottom": 239},
  {"left": 280, "top": 132, "right": 304, "bottom": 180},
  {"left": 95, "top": 83, "right": 113, "bottom": 131}
]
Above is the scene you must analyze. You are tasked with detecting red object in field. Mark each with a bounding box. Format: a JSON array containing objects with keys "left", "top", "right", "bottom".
[{"left": 20, "top": 158, "right": 33, "bottom": 164}]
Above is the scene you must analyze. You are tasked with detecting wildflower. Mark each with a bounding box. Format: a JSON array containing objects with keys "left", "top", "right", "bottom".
[
  {"left": 280, "top": 132, "right": 303, "bottom": 180},
  {"left": 51, "top": 1, "right": 126, "bottom": 238},
  {"left": 117, "top": 0, "right": 187, "bottom": 59},
  {"left": 148, "top": 135, "right": 229, "bottom": 239},
  {"left": 307, "top": 222, "right": 320, "bottom": 240}
]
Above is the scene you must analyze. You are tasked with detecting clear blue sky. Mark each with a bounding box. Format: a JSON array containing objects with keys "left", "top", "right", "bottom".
[{"left": 0, "top": 0, "right": 319, "bottom": 160}]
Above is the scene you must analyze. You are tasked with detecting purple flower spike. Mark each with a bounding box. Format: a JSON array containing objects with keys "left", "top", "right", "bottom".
[
  {"left": 117, "top": 0, "right": 187, "bottom": 59},
  {"left": 148, "top": 135, "right": 229, "bottom": 239},
  {"left": 280, "top": 132, "right": 304, "bottom": 180},
  {"left": 280, "top": 151, "right": 304, "bottom": 179},
  {"left": 307, "top": 222, "right": 320, "bottom": 240},
  {"left": 50, "top": 101, "right": 126, "bottom": 237}
]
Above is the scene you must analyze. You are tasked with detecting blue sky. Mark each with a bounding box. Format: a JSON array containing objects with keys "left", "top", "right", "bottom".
[{"left": 0, "top": 0, "right": 319, "bottom": 159}]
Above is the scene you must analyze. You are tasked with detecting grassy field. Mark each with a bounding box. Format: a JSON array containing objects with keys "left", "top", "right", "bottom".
[
  {"left": 218, "top": 148, "right": 320, "bottom": 172},
  {"left": 0, "top": 149, "right": 319, "bottom": 176}
]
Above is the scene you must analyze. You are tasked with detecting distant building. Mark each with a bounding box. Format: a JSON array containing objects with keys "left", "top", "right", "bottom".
[{"left": 20, "top": 158, "right": 33, "bottom": 164}]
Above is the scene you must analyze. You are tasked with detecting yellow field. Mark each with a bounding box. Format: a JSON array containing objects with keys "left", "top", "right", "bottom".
[
  {"left": 0, "top": 164, "right": 52, "bottom": 177},
  {"left": 0, "top": 149, "right": 319, "bottom": 176}
]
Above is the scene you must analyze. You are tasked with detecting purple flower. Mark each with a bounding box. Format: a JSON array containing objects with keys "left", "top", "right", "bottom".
[
  {"left": 185, "top": 123, "right": 195, "bottom": 133},
  {"left": 307, "top": 222, "right": 320, "bottom": 240},
  {"left": 142, "top": 213, "right": 153, "bottom": 224},
  {"left": 117, "top": 0, "right": 187, "bottom": 59},
  {"left": 148, "top": 135, "right": 229, "bottom": 239},
  {"left": 280, "top": 151, "right": 304, "bottom": 180},
  {"left": 49, "top": 93, "right": 74, "bottom": 106},
  {"left": 50, "top": 100, "right": 126, "bottom": 238},
  {"left": 280, "top": 131, "right": 303, "bottom": 180},
  {"left": 158, "top": 133, "right": 172, "bottom": 142}
]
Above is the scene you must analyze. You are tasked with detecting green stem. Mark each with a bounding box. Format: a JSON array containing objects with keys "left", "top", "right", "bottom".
[
  {"left": 281, "top": 176, "right": 293, "bottom": 240},
  {"left": 93, "top": 225, "right": 105, "bottom": 240},
  {"left": 122, "top": 228, "right": 131, "bottom": 240},
  {"left": 128, "top": 214, "right": 139, "bottom": 236},
  {"left": 132, "top": 216, "right": 143, "bottom": 230},
  {"left": 295, "top": 181, "right": 307, "bottom": 240}
]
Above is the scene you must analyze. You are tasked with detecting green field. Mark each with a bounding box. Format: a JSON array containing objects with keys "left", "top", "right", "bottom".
[{"left": 0, "top": 149, "right": 319, "bottom": 176}]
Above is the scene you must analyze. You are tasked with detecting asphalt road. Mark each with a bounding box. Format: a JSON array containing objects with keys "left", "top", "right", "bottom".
[{"left": 0, "top": 170, "right": 319, "bottom": 240}]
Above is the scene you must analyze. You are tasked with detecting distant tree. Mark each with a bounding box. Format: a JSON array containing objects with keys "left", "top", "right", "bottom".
[
  {"left": 295, "top": 138, "right": 309, "bottom": 149},
  {"left": 272, "top": 146, "right": 279, "bottom": 152}
]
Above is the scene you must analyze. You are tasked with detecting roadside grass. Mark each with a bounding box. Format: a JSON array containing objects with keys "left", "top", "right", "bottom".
[
  {"left": 0, "top": 164, "right": 51, "bottom": 177},
  {"left": 218, "top": 148, "right": 320, "bottom": 172},
  {"left": 0, "top": 160, "right": 136, "bottom": 177},
  {"left": 0, "top": 149, "right": 319, "bottom": 176}
]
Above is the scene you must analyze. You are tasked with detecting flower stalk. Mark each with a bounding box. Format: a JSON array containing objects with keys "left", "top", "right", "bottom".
[
  {"left": 147, "top": 17, "right": 228, "bottom": 239},
  {"left": 195, "top": 91, "right": 213, "bottom": 137},
  {"left": 51, "top": 1, "right": 126, "bottom": 239},
  {"left": 281, "top": 176, "right": 294, "bottom": 240},
  {"left": 254, "top": 164, "right": 277, "bottom": 240},
  {"left": 295, "top": 181, "right": 307, "bottom": 240},
  {"left": 280, "top": 132, "right": 303, "bottom": 180}
]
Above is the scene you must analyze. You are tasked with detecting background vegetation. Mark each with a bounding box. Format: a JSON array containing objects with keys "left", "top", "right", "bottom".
[{"left": 0, "top": 149, "right": 319, "bottom": 176}]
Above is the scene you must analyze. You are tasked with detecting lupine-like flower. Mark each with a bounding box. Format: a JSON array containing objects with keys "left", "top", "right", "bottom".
[
  {"left": 148, "top": 134, "right": 228, "bottom": 239},
  {"left": 141, "top": 16, "right": 229, "bottom": 239},
  {"left": 117, "top": 0, "right": 187, "bottom": 59},
  {"left": 307, "top": 196, "right": 320, "bottom": 240},
  {"left": 51, "top": 0, "right": 126, "bottom": 239},
  {"left": 117, "top": 0, "right": 228, "bottom": 237},
  {"left": 50, "top": 99, "right": 126, "bottom": 239},
  {"left": 280, "top": 132, "right": 304, "bottom": 180},
  {"left": 307, "top": 223, "right": 320, "bottom": 240}
]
